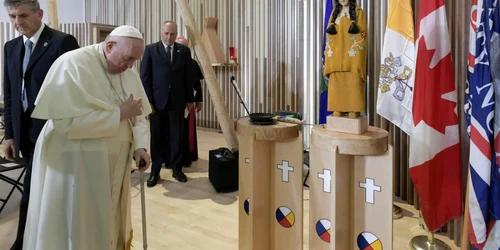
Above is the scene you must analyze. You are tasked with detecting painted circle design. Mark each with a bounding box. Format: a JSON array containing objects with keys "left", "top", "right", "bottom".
[
  {"left": 275, "top": 206, "right": 295, "bottom": 228},
  {"left": 244, "top": 199, "right": 250, "bottom": 215},
  {"left": 315, "top": 219, "right": 331, "bottom": 243},
  {"left": 357, "top": 232, "right": 383, "bottom": 250}
]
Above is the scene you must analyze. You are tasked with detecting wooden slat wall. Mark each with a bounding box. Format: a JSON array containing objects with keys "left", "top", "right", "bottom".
[{"left": 59, "top": 23, "right": 92, "bottom": 46}]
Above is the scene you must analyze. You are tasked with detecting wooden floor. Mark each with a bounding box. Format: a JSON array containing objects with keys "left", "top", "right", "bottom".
[{"left": 0, "top": 128, "right": 460, "bottom": 250}]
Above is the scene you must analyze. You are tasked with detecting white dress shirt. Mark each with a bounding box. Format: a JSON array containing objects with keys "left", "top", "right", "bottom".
[{"left": 23, "top": 22, "right": 45, "bottom": 52}]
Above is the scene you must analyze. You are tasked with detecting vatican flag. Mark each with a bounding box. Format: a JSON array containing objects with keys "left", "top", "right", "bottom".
[{"left": 376, "top": 0, "right": 415, "bottom": 135}]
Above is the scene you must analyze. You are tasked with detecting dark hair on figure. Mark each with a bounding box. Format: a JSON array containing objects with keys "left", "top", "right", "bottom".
[
  {"left": 3, "top": 0, "right": 40, "bottom": 11},
  {"left": 326, "top": 0, "right": 360, "bottom": 35}
]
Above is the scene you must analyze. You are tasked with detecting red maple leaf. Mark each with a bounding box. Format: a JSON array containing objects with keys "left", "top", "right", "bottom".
[{"left": 412, "top": 37, "right": 458, "bottom": 134}]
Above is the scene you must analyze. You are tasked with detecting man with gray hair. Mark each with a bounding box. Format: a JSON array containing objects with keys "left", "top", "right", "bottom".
[
  {"left": 2, "top": 1, "right": 79, "bottom": 249},
  {"left": 22, "top": 25, "right": 152, "bottom": 250}
]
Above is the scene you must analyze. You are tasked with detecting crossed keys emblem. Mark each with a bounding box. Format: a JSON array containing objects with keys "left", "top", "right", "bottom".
[{"left": 379, "top": 52, "right": 413, "bottom": 101}]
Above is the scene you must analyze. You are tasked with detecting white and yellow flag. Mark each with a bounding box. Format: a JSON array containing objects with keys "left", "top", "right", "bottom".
[{"left": 376, "top": 0, "right": 415, "bottom": 135}]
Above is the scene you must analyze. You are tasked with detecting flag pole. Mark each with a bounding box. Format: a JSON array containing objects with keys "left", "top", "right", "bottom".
[
  {"left": 460, "top": 170, "right": 471, "bottom": 250},
  {"left": 409, "top": 210, "right": 452, "bottom": 250}
]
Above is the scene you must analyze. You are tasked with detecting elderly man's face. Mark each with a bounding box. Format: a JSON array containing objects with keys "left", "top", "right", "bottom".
[
  {"left": 105, "top": 37, "right": 144, "bottom": 74},
  {"left": 161, "top": 22, "right": 177, "bottom": 46},
  {"left": 7, "top": 3, "right": 43, "bottom": 37}
]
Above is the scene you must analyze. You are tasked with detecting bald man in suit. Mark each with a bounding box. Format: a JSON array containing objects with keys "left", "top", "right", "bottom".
[{"left": 140, "top": 21, "right": 194, "bottom": 186}]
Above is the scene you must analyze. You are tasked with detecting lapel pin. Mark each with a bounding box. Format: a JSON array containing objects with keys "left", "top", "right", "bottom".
[{"left": 43, "top": 42, "right": 48, "bottom": 47}]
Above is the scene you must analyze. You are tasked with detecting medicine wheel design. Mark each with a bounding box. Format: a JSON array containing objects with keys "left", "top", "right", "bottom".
[
  {"left": 275, "top": 206, "right": 295, "bottom": 228},
  {"left": 315, "top": 219, "right": 331, "bottom": 243},
  {"left": 357, "top": 232, "right": 383, "bottom": 250}
]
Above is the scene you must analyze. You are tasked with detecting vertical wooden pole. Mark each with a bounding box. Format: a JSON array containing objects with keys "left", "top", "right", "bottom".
[
  {"left": 174, "top": 0, "right": 239, "bottom": 150},
  {"left": 47, "top": 0, "right": 59, "bottom": 30},
  {"left": 461, "top": 172, "right": 470, "bottom": 250}
]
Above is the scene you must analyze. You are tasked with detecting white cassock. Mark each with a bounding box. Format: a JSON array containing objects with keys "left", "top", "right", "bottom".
[{"left": 23, "top": 43, "right": 152, "bottom": 250}]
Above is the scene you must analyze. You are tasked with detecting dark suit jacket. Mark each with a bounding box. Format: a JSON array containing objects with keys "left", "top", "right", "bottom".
[
  {"left": 140, "top": 41, "right": 195, "bottom": 111},
  {"left": 3, "top": 25, "right": 79, "bottom": 157}
]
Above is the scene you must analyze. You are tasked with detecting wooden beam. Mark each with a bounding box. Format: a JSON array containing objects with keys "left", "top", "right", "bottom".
[
  {"left": 461, "top": 171, "right": 471, "bottom": 250},
  {"left": 174, "top": 0, "right": 239, "bottom": 151},
  {"left": 47, "top": 0, "right": 59, "bottom": 30}
]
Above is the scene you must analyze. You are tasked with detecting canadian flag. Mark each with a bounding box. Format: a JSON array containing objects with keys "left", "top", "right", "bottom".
[{"left": 409, "top": 0, "right": 463, "bottom": 231}]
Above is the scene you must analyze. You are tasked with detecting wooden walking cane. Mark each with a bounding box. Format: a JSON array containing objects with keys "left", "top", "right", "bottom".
[{"left": 139, "top": 159, "right": 148, "bottom": 250}]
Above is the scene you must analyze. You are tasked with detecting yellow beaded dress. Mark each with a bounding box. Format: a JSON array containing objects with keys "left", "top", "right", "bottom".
[{"left": 323, "top": 5, "right": 367, "bottom": 116}]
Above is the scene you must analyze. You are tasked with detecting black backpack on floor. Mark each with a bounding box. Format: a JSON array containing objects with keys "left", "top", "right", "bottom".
[{"left": 208, "top": 147, "right": 239, "bottom": 193}]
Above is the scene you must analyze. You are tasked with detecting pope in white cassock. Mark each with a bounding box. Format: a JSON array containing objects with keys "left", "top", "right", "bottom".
[{"left": 22, "top": 25, "right": 152, "bottom": 250}]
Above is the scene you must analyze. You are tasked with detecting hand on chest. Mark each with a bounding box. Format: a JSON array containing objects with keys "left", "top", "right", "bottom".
[{"left": 107, "top": 74, "right": 131, "bottom": 105}]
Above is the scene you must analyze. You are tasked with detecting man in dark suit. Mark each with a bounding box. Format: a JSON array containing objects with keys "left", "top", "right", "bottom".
[
  {"left": 2, "top": 1, "right": 79, "bottom": 249},
  {"left": 140, "top": 21, "right": 194, "bottom": 186}
]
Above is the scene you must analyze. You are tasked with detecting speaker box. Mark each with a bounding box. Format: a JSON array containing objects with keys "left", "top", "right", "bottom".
[{"left": 209, "top": 148, "right": 239, "bottom": 193}]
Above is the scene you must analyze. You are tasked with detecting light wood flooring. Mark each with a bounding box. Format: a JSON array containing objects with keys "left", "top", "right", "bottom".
[{"left": 0, "top": 128, "right": 460, "bottom": 249}]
